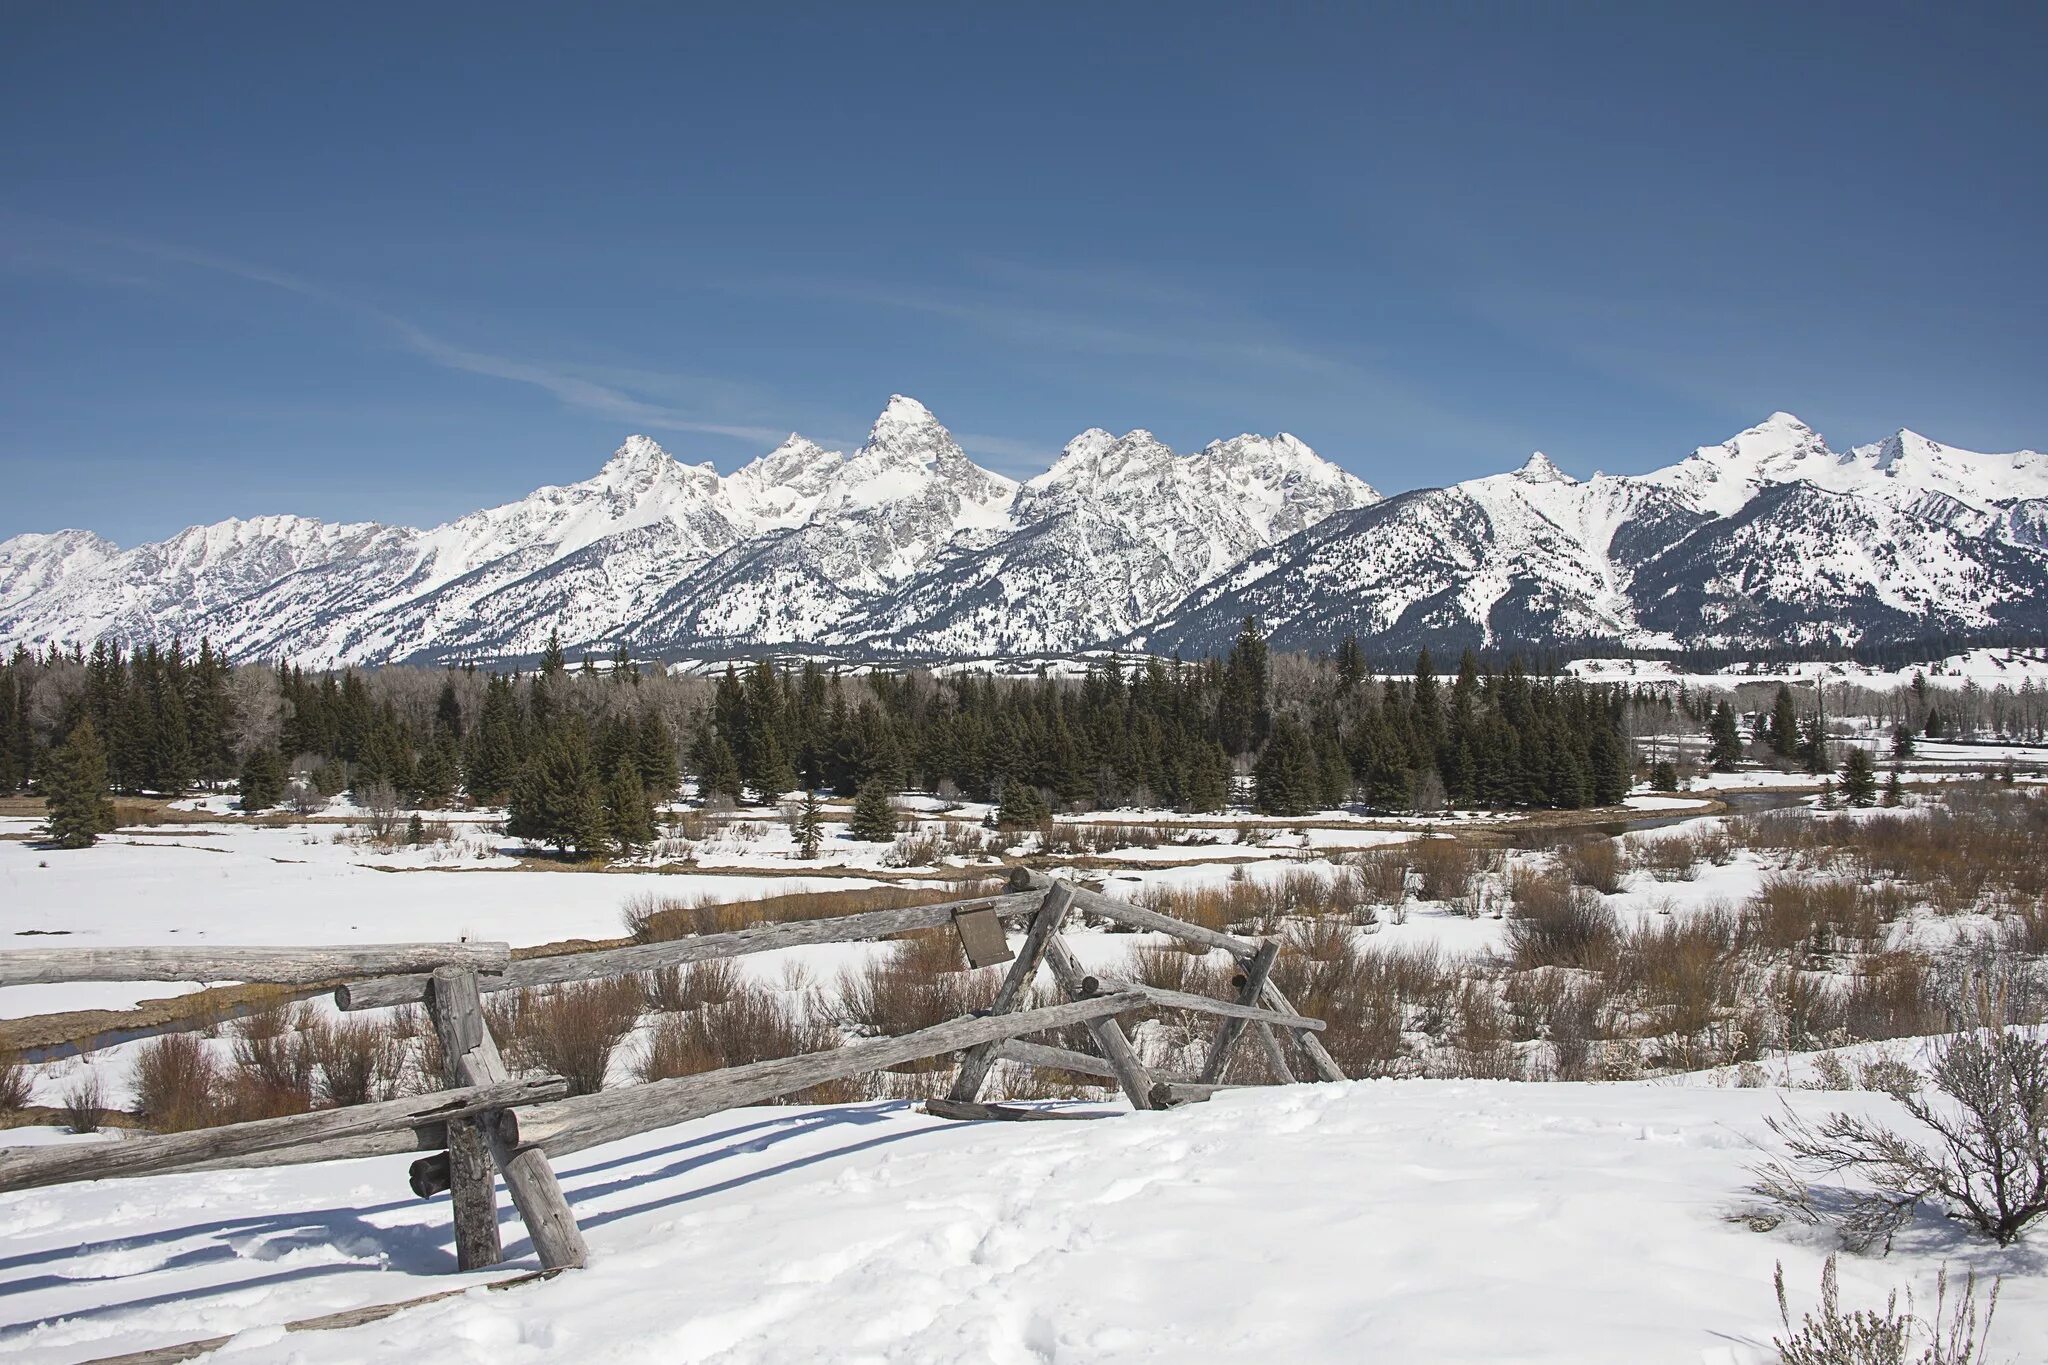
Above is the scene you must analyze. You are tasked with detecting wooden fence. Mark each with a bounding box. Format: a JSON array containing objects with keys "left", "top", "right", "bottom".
[{"left": 0, "top": 871, "right": 1341, "bottom": 1275}]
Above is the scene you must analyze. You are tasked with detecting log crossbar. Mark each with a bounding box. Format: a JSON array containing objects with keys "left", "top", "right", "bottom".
[
  {"left": 0, "top": 1075, "right": 568, "bottom": 1194},
  {"left": 0, "top": 942, "right": 512, "bottom": 988}
]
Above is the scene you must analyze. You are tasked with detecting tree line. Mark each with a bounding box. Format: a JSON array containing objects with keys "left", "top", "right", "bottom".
[{"left": 2, "top": 620, "right": 1642, "bottom": 852}]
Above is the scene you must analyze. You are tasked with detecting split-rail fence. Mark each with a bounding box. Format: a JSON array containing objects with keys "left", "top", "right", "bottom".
[{"left": 0, "top": 870, "right": 1342, "bottom": 1275}]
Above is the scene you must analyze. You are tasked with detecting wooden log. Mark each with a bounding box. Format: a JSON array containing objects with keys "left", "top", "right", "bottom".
[
  {"left": 173, "top": 1125, "right": 448, "bottom": 1175},
  {"left": 339, "top": 892, "right": 1044, "bottom": 1010},
  {"left": 1199, "top": 938, "right": 1281, "bottom": 1084},
  {"left": 427, "top": 971, "right": 506, "bottom": 1270},
  {"left": 993, "top": 1038, "right": 1119, "bottom": 1080},
  {"left": 1076, "top": 975, "right": 1326, "bottom": 1031},
  {"left": 0, "top": 1076, "right": 566, "bottom": 1194},
  {"left": 429, "top": 968, "right": 588, "bottom": 1272},
  {"left": 946, "top": 884, "right": 1075, "bottom": 1103},
  {"left": 922, "top": 1098, "right": 1109, "bottom": 1122},
  {"left": 517, "top": 991, "right": 1148, "bottom": 1158},
  {"left": 0, "top": 942, "right": 511, "bottom": 988},
  {"left": 1257, "top": 980, "right": 1348, "bottom": 1082},
  {"left": 1006, "top": 871, "right": 1259, "bottom": 960},
  {"left": 1040, "top": 935, "right": 1157, "bottom": 1110},
  {"left": 991, "top": 1041, "right": 1231, "bottom": 1106},
  {"left": 1254, "top": 1020, "right": 1297, "bottom": 1082}
]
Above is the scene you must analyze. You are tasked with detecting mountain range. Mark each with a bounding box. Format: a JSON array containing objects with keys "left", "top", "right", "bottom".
[{"left": 5, "top": 398, "right": 2046, "bottom": 666}]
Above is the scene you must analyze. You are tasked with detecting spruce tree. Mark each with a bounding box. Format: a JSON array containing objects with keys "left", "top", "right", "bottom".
[
  {"left": 1182, "top": 741, "right": 1231, "bottom": 813},
  {"left": 635, "top": 710, "right": 680, "bottom": 798},
  {"left": 794, "top": 789, "right": 825, "bottom": 859},
  {"left": 1769, "top": 685, "right": 1800, "bottom": 763},
  {"left": 1705, "top": 701, "right": 1744, "bottom": 772},
  {"left": 995, "top": 777, "right": 1048, "bottom": 829},
  {"left": 507, "top": 732, "right": 612, "bottom": 858},
  {"left": 1253, "top": 716, "right": 1320, "bottom": 816},
  {"left": 606, "top": 761, "right": 657, "bottom": 853},
  {"left": 1890, "top": 724, "right": 1916, "bottom": 761},
  {"left": 1840, "top": 746, "right": 1878, "bottom": 807},
  {"left": 848, "top": 780, "right": 900, "bottom": 842},
  {"left": 697, "top": 736, "right": 744, "bottom": 805},
  {"left": 43, "top": 718, "right": 115, "bottom": 849},
  {"left": 1882, "top": 768, "right": 1905, "bottom": 807},
  {"left": 238, "top": 746, "right": 286, "bottom": 811}
]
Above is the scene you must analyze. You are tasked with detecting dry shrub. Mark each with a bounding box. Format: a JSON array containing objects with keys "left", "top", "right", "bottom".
[
  {"left": 1506, "top": 864, "right": 1574, "bottom": 921},
  {"left": 1556, "top": 837, "right": 1626, "bottom": 895},
  {"left": 2001, "top": 899, "right": 2048, "bottom": 955},
  {"left": 311, "top": 1016, "right": 404, "bottom": 1107},
  {"left": 645, "top": 958, "right": 742, "bottom": 1013},
  {"left": 0, "top": 1055, "right": 31, "bottom": 1112},
  {"left": 836, "top": 944, "right": 999, "bottom": 1041},
  {"left": 1630, "top": 833, "right": 1700, "bottom": 882},
  {"left": 885, "top": 833, "right": 943, "bottom": 867},
  {"left": 1547, "top": 979, "right": 1606, "bottom": 1081},
  {"left": 521, "top": 979, "right": 646, "bottom": 1094},
  {"left": 1271, "top": 940, "right": 1452, "bottom": 1078},
  {"left": 133, "top": 1032, "right": 221, "bottom": 1132},
  {"left": 1744, "top": 875, "right": 1880, "bottom": 954},
  {"left": 1842, "top": 950, "right": 1942, "bottom": 1041},
  {"left": 1131, "top": 869, "right": 1367, "bottom": 939},
  {"left": 641, "top": 985, "right": 837, "bottom": 1082},
  {"left": 1344, "top": 847, "right": 1411, "bottom": 909},
  {"left": 1447, "top": 979, "right": 1523, "bottom": 1079},
  {"left": 1412, "top": 838, "right": 1480, "bottom": 902},
  {"left": 1771, "top": 967, "right": 1846, "bottom": 1051},
  {"left": 1615, "top": 910, "right": 1738, "bottom": 1040},
  {"left": 225, "top": 1001, "right": 317, "bottom": 1119},
  {"left": 1286, "top": 916, "right": 1356, "bottom": 964},
  {"left": 61, "top": 1072, "right": 106, "bottom": 1134},
  {"left": 1128, "top": 943, "right": 1228, "bottom": 995},
  {"left": 1505, "top": 886, "right": 1617, "bottom": 973}
]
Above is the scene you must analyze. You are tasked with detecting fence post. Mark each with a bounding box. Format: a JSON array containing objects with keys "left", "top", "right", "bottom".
[
  {"left": 1042, "top": 934, "right": 1157, "bottom": 1110},
  {"left": 429, "top": 967, "right": 588, "bottom": 1271},
  {"left": 1198, "top": 938, "right": 1280, "bottom": 1085},
  {"left": 425, "top": 979, "right": 505, "bottom": 1271},
  {"left": 947, "top": 883, "right": 1076, "bottom": 1104}
]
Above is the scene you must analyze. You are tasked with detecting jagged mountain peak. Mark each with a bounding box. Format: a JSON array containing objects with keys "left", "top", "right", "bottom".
[
  {"left": 592, "top": 434, "right": 691, "bottom": 489},
  {"left": 1515, "top": 451, "right": 1574, "bottom": 485}
]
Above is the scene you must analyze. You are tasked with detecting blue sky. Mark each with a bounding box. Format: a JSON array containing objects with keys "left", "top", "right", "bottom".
[{"left": 3, "top": 2, "right": 2043, "bottom": 543}]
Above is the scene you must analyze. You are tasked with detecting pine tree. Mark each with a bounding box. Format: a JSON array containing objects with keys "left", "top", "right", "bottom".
[
  {"left": 848, "top": 780, "right": 899, "bottom": 842},
  {"left": 634, "top": 710, "right": 680, "bottom": 799},
  {"left": 238, "top": 745, "right": 286, "bottom": 811},
  {"left": 1882, "top": 768, "right": 1905, "bottom": 807},
  {"left": 1651, "top": 759, "right": 1680, "bottom": 792},
  {"left": 1769, "top": 685, "right": 1801, "bottom": 763},
  {"left": 794, "top": 789, "right": 825, "bottom": 859},
  {"left": 696, "top": 735, "right": 744, "bottom": 805},
  {"left": 1182, "top": 741, "right": 1231, "bottom": 813},
  {"left": 1890, "top": 724, "right": 1916, "bottom": 761},
  {"left": 606, "top": 760, "right": 657, "bottom": 853},
  {"left": 406, "top": 812, "right": 425, "bottom": 845},
  {"left": 1840, "top": 747, "right": 1878, "bottom": 807},
  {"left": 1705, "top": 700, "right": 1744, "bottom": 772},
  {"left": 1253, "top": 716, "right": 1320, "bottom": 816},
  {"left": 43, "top": 718, "right": 115, "bottom": 849},
  {"left": 1799, "top": 714, "right": 1829, "bottom": 776},
  {"left": 995, "top": 777, "right": 1048, "bottom": 829},
  {"left": 507, "top": 732, "right": 612, "bottom": 858}
]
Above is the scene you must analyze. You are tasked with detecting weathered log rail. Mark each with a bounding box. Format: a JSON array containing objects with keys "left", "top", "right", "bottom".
[{"left": 0, "top": 872, "right": 1341, "bottom": 1288}]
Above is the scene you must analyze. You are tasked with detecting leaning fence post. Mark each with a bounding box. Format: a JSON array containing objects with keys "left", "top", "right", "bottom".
[
  {"left": 947, "top": 883, "right": 1077, "bottom": 1104},
  {"left": 429, "top": 967, "right": 588, "bottom": 1271},
  {"left": 1198, "top": 937, "right": 1280, "bottom": 1085},
  {"left": 1042, "top": 934, "right": 1157, "bottom": 1110}
]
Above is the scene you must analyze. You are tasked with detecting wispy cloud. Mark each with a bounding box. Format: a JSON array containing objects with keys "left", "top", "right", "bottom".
[{"left": 0, "top": 217, "right": 807, "bottom": 451}]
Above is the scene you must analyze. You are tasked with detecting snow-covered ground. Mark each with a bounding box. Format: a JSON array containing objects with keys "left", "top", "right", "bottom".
[
  {"left": 2, "top": 1081, "right": 2040, "bottom": 1364},
  {"left": 1568, "top": 646, "right": 2048, "bottom": 692}
]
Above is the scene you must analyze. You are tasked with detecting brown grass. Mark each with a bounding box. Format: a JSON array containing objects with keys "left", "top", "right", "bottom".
[
  {"left": 638, "top": 985, "right": 849, "bottom": 1100},
  {"left": 1505, "top": 886, "right": 1618, "bottom": 973},
  {"left": 1841, "top": 949, "right": 1942, "bottom": 1040},
  {"left": 836, "top": 944, "right": 1000, "bottom": 1042}
]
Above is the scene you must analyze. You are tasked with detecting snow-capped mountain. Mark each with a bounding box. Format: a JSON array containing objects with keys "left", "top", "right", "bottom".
[
  {"left": 4, "top": 404, "right": 2044, "bottom": 665},
  {"left": 0, "top": 398, "right": 1368, "bottom": 664},
  {"left": 1141, "top": 414, "right": 2048, "bottom": 657}
]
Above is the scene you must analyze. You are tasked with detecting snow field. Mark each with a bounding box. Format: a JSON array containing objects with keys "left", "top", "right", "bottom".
[{"left": 2, "top": 1082, "right": 2043, "bottom": 1363}]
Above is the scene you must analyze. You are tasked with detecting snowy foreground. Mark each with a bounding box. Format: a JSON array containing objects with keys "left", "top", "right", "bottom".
[{"left": 4, "top": 1081, "right": 2043, "bottom": 1364}]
